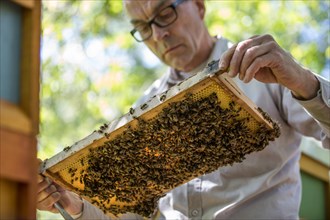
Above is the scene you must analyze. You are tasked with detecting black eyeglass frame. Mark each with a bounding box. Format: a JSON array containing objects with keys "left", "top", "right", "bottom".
[{"left": 130, "top": 0, "right": 187, "bottom": 42}]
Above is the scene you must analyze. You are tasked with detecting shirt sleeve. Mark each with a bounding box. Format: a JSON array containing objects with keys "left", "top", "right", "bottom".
[
  {"left": 292, "top": 74, "right": 330, "bottom": 148},
  {"left": 132, "top": 70, "right": 171, "bottom": 109},
  {"left": 77, "top": 199, "right": 144, "bottom": 220}
]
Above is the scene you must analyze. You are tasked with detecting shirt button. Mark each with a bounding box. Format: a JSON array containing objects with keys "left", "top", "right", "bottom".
[{"left": 191, "top": 210, "right": 199, "bottom": 216}]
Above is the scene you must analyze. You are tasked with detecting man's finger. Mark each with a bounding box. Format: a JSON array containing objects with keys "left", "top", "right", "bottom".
[
  {"left": 37, "top": 184, "right": 58, "bottom": 202},
  {"left": 244, "top": 53, "right": 276, "bottom": 83},
  {"left": 229, "top": 37, "right": 263, "bottom": 79},
  {"left": 37, "top": 191, "right": 61, "bottom": 211},
  {"left": 239, "top": 41, "right": 274, "bottom": 78},
  {"left": 226, "top": 34, "right": 273, "bottom": 78},
  {"left": 38, "top": 175, "right": 44, "bottom": 183},
  {"left": 37, "top": 178, "right": 52, "bottom": 193},
  {"left": 219, "top": 43, "right": 237, "bottom": 72}
]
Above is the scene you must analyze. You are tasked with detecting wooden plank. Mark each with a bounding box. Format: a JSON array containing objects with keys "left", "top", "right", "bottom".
[
  {"left": 0, "top": 128, "right": 36, "bottom": 182},
  {"left": 0, "top": 179, "right": 18, "bottom": 219},
  {"left": 212, "top": 74, "right": 273, "bottom": 129},
  {"left": 18, "top": 3, "right": 40, "bottom": 218},
  {"left": 0, "top": 133, "right": 37, "bottom": 219},
  {"left": 0, "top": 1, "right": 40, "bottom": 219},
  {"left": 20, "top": 0, "right": 41, "bottom": 136},
  {"left": 326, "top": 182, "right": 330, "bottom": 220},
  {"left": 18, "top": 162, "right": 37, "bottom": 218},
  {"left": 20, "top": 137, "right": 37, "bottom": 219},
  {"left": 300, "top": 153, "right": 330, "bottom": 183},
  {"left": 11, "top": 0, "right": 34, "bottom": 9},
  {"left": 0, "top": 100, "right": 32, "bottom": 134},
  {"left": 300, "top": 152, "right": 330, "bottom": 220}
]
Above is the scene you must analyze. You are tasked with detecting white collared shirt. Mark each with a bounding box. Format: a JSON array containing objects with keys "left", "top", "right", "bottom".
[{"left": 79, "top": 36, "right": 330, "bottom": 220}]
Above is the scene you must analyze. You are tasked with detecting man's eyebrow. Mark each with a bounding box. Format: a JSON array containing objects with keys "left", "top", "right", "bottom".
[
  {"left": 152, "top": 0, "right": 169, "bottom": 15},
  {"left": 130, "top": 0, "right": 169, "bottom": 25},
  {"left": 130, "top": 19, "right": 145, "bottom": 26}
]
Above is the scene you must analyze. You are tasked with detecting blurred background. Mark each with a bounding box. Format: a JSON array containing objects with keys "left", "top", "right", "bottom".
[{"left": 15, "top": 0, "right": 329, "bottom": 219}]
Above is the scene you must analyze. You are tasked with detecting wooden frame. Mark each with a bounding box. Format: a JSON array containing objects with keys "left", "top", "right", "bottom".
[
  {"left": 300, "top": 153, "right": 330, "bottom": 219},
  {"left": 300, "top": 153, "right": 329, "bottom": 183},
  {"left": 11, "top": 0, "right": 34, "bottom": 9},
  {"left": 0, "top": 100, "right": 32, "bottom": 134},
  {"left": 0, "top": 0, "right": 41, "bottom": 218}
]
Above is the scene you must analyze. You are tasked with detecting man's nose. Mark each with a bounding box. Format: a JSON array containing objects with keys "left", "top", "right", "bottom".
[{"left": 151, "top": 24, "right": 169, "bottom": 41}]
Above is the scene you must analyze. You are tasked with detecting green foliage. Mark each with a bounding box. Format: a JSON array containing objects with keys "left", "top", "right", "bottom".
[
  {"left": 205, "top": 0, "right": 329, "bottom": 73},
  {"left": 38, "top": 1, "right": 329, "bottom": 218},
  {"left": 38, "top": 0, "right": 329, "bottom": 174},
  {"left": 39, "top": 0, "right": 163, "bottom": 160}
]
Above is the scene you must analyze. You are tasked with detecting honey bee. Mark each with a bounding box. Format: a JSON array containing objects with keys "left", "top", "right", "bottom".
[
  {"left": 160, "top": 94, "right": 166, "bottom": 102},
  {"left": 140, "top": 103, "right": 148, "bottom": 110},
  {"left": 80, "top": 92, "right": 280, "bottom": 218}
]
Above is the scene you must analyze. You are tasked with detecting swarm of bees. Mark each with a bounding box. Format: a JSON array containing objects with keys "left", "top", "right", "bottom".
[{"left": 68, "top": 92, "right": 280, "bottom": 217}]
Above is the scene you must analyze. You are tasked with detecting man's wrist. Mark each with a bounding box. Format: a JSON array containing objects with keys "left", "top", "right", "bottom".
[
  {"left": 71, "top": 210, "right": 83, "bottom": 220},
  {"left": 69, "top": 193, "right": 84, "bottom": 218},
  {"left": 291, "top": 71, "right": 320, "bottom": 100},
  {"left": 71, "top": 211, "right": 83, "bottom": 220}
]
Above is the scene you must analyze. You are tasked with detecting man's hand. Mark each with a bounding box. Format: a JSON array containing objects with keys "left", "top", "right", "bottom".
[
  {"left": 219, "top": 34, "right": 320, "bottom": 100},
  {"left": 37, "top": 174, "right": 83, "bottom": 215}
]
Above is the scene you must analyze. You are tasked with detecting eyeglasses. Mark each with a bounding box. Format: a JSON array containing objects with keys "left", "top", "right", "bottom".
[{"left": 130, "top": 0, "right": 187, "bottom": 42}]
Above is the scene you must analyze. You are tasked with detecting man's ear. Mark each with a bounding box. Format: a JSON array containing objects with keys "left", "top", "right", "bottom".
[{"left": 194, "top": 0, "right": 206, "bottom": 19}]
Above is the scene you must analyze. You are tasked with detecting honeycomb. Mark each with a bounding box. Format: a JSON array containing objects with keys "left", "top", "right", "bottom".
[{"left": 43, "top": 73, "right": 280, "bottom": 218}]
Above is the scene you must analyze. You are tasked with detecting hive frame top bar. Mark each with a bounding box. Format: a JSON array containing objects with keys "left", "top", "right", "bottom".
[{"left": 39, "top": 60, "right": 267, "bottom": 173}]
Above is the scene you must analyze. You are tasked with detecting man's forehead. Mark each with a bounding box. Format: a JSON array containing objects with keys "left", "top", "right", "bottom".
[
  {"left": 124, "top": 0, "right": 168, "bottom": 10},
  {"left": 125, "top": 0, "right": 169, "bottom": 22}
]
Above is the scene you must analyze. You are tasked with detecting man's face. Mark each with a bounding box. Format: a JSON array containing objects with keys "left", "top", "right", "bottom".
[{"left": 125, "top": 0, "right": 207, "bottom": 72}]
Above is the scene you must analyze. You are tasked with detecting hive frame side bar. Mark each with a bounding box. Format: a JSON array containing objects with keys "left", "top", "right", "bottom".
[{"left": 211, "top": 73, "right": 273, "bottom": 129}]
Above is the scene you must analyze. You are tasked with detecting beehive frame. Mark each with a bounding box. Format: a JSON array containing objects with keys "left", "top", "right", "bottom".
[{"left": 40, "top": 60, "right": 280, "bottom": 217}]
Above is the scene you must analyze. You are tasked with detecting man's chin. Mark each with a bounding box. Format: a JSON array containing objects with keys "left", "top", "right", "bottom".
[{"left": 165, "top": 60, "right": 189, "bottom": 72}]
